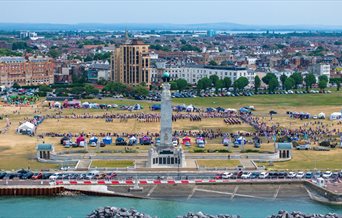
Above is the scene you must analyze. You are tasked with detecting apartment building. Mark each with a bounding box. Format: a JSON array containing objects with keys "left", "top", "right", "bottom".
[
  {"left": 110, "top": 39, "right": 151, "bottom": 86},
  {"left": 151, "top": 65, "right": 253, "bottom": 86},
  {"left": 0, "top": 56, "right": 54, "bottom": 87}
]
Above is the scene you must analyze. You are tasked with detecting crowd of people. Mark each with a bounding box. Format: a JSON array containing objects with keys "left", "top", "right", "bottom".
[{"left": 241, "top": 113, "right": 341, "bottom": 143}]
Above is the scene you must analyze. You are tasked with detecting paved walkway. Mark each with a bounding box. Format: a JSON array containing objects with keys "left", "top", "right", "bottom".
[
  {"left": 239, "top": 159, "right": 256, "bottom": 169},
  {"left": 75, "top": 160, "right": 91, "bottom": 170}
]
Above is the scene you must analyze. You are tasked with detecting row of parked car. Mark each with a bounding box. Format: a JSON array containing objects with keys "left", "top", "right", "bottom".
[
  {"left": 0, "top": 170, "right": 118, "bottom": 181},
  {"left": 215, "top": 170, "right": 342, "bottom": 180}
]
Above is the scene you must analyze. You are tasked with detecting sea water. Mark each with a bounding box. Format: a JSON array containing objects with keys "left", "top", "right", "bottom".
[{"left": 0, "top": 196, "right": 341, "bottom": 218}]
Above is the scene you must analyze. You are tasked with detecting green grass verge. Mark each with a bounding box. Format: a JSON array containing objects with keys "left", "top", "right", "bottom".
[
  {"left": 196, "top": 159, "right": 240, "bottom": 168},
  {"left": 91, "top": 160, "right": 134, "bottom": 168},
  {"left": 258, "top": 150, "right": 342, "bottom": 170}
]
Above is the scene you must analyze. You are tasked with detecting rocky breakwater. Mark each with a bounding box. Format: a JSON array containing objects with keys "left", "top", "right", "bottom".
[
  {"left": 87, "top": 207, "right": 153, "bottom": 218},
  {"left": 268, "top": 211, "right": 342, "bottom": 218},
  {"left": 177, "top": 212, "right": 240, "bottom": 218}
]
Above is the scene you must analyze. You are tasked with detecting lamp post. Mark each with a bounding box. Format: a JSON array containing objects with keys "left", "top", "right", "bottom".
[{"left": 177, "top": 152, "right": 180, "bottom": 180}]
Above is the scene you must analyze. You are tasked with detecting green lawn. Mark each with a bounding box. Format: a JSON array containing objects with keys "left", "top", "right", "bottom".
[
  {"left": 91, "top": 160, "right": 135, "bottom": 168},
  {"left": 258, "top": 149, "right": 342, "bottom": 170},
  {"left": 173, "top": 92, "right": 342, "bottom": 108},
  {"left": 196, "top": 159, "right": 240, "bottom": 168}
]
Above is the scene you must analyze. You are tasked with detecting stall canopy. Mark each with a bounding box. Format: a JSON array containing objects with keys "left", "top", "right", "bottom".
[
  {"left": 330, "top": 112, "right": 342, "bottom": 120},
  {"left": 89, "top": 136, "right": 98, "bottom": 143},
  {"left": 76, "top": 136, "right": 85, "bottom": 145},
  {"left": 318, "top": 112, "right": 326, "bottom": 119},
  {"left": 102, "top": 136, "right": 112, "bottom": 145},
  {"left": 54, "top": 102, "right": 61, "bottom": 108},
  {"left": 17, "top": 122, "right": 36, "bottom": 133},
  {"left": 182, "top": 136, "right": 191, "bottom": 145}
]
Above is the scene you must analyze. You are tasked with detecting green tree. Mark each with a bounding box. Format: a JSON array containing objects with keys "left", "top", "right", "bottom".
[
  {"left": 197, "top": 77, "right": 212, "bottom": 90},
  {"left": 268, "top": 78, "right": 279, "bottom": 93},
  {"left": 330, "top": 78, "right": 341, "bottom": 91},
  {"left": 175, "top": 79, "right": 188, "bottom": 91},
  {"left": 103, "top": 82, "right": 127, "bottom": 94},
  {"left": 318, "top": 75, "right": 329, "bottom": 83},
  {"left": 318, "top": 75, "right": 328, "bottom": 90},
  {"left": 318, "top": 80, "right": 327, "bottom": 90},
  {"left": 39, "top": 84, "right": 52, "bottom": 93},
  {"left": 12, "top": 82, "right": 20, "bottom": 89},
  {"left": 254, "top": 75, "right": 261, "bottom": 93},
  {"left": 262, "top": 73, "right": 277, "bottom": 85},
  {"left": 84, "top": 84, "right": 99, "bottom": 95},
  {"left": 233, "top": 76, "right": 249, "bottom": 92},
  {"left": 290, "top": 72, "right": 303, "bottom": 89},
  {"left": 215, "top": 79, "right": 225, "bottom": 90},
  {"left": 284, "top": 77, "right": 295, "bottom": 91},
  {"left": 209, "top": 75, "right": 219, "bottom": 86},
  {"left": 304, "top": 73, "right": 316, "bottom": 91},
  {"left": 70, "top": 86, "right": 85, "bottom": 95},
  {"left": 133, "top": 85, "right": 148, "bottom": 96},
  {"left": 208, "top": 60, "right": 218, "bottom": 66},
  {"left": 47, "top": 49, "right": 61, "bottom": 58},
  {"left": 170, "top": 82, "right": 178, "bottom": 90},
  {"left": 280, "top": 74, "right": 287, "bottom": 90},
  {"left": 223, "top": 77, "right": 232, "bottom": 89}
]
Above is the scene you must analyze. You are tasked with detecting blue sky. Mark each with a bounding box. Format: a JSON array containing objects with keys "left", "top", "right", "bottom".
[{"left": 1, "top": 0, "right": 342, "bottom": 26}]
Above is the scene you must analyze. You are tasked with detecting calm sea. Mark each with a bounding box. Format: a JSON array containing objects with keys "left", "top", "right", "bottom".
[{"left": 0, "top": 196, "right": 341, "bottom": 218}]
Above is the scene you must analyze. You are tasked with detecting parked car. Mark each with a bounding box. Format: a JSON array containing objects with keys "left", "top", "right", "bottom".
[
  {"left": 241, "top": 172, "right": 252, "bottom": 179},
  {"left": 221, "top": 172, "right": 233, "bottom": 179},
  {"left": 32, "top": 173, "right": 43, "bottom": 180},
  {"left": 323, "top": 171, "right": 332, "bottom": 179},
  {"left": 296, "top": 172, "right": 305, "bottom": 179},
  {"left": 259, "top": 171, "right": 269, "bottom": 179},
  {"left": 287, "top": 172, "right": 297, "bottom": 178},
  {"left": 296, "top": 144, "right": 311, "bottom": 150},
  {"left": 305, "top": 172, "right": 313, "bottom": 179}
]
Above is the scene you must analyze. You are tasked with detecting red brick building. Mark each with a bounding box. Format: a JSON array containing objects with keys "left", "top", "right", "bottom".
[{"left": 0, "top": 56, "right": 54, "bottom": 87}]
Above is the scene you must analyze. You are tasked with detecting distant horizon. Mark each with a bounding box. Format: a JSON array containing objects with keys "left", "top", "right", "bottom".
[
  {"left": 1, "top": 22, "right": 342, "bottom": 32},
  {"left": 2, "top": 1, "right": 342, "bottom": 26}
]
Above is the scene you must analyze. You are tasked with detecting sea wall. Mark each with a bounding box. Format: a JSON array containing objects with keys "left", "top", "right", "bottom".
[{"left": 0, "top": 186, "right": 65, "bottom": 196}]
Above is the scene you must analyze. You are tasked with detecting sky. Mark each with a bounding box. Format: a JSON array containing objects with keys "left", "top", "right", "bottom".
[{"left": 1, "top": 0, "right": 342, "bottom": 26}]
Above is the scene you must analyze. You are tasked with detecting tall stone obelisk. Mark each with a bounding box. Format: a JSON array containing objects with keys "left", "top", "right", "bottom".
[
  {"left": 159, "top": 82, "right": 173, "bottom": 148},
  {"left": 147, "top": 72, "right": 186, "bottom": 168}
]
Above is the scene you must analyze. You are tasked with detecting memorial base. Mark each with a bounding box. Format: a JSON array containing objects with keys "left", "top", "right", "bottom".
[{"left": 147, "top": 146, "right": 186, "bottom": 168}]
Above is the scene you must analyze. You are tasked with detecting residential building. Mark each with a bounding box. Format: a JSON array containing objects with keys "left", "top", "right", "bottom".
[
  {"left": 110, "top": 39, "right": 151, "bottom": 86},
  {"left": 87, "top": 63, "right": 110, "bottom": 82},
  {"left": 310, "top": 64, "right": 331, "bottom": 80},
  {"left": 0, "top": 56, "right": 54, "bottom": 87},
  {"left": 151, "top": 65, "right": 252, "bottom": 86}
]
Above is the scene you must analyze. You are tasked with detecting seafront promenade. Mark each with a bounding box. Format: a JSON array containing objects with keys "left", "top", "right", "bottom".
[{"left": 0, "top": 177, "right": 341, "bottom": 205}]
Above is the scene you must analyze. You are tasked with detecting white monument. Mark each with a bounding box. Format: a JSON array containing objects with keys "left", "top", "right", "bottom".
[{"left": 147, "top": 72, "right": 186, "bottom": 168}]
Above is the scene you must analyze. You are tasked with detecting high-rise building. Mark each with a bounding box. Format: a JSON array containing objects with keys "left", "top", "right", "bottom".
[{"left": 110, "top": 39, "right": 151, "bottom": 86}]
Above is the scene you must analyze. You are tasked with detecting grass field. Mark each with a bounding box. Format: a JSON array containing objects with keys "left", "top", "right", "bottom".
[
  {"left": 0, "top": 92, "right": 342, "bottom": 170},
  {"left": 196, "top": 160, "right": 240, "bottom": 168},
  {"left": 91, "top": 160, "right": 134, "bottom": 168},
  {"left": 259, "top": 149, "right": 342, "bottom": 170},
  {"left": 173, "top": 92, "right": 342, "bottom": 108}
]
